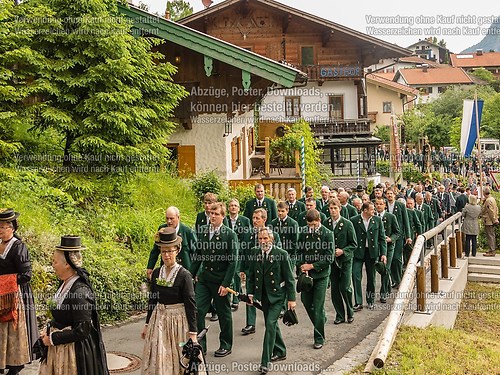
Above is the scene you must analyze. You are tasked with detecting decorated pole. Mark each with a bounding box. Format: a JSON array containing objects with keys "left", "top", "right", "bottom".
[
  {"left": 301, "top": 136, "right": 306, "bottom": 194},
  {"left": 390, "top": 114, "right": 402, "bottom": 187}
]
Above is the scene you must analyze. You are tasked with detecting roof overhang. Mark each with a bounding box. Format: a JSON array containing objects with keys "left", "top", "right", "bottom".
[{"left": 117, "top": 3, "right": 307, "bottom": 88}]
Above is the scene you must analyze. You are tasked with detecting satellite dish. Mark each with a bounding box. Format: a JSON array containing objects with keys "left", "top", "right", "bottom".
[{"left": 202, "top": 0, "right": 213, "bottom": 8}]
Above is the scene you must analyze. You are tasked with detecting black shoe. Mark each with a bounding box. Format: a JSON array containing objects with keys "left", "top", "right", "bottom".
[
  {"left": 334, "top": 318, "right": 345, "bottom": 325},
  {"left": 259, "top": 365, "right": 269, "bottom": 374},
  {"left": 380, "top": 297, "right": 387, "bottom": 304},
  {"left": 214, "top": 348, "right": 232, "bottom": 357},
  {"left": 231, "top": 303, "right": 239, "bottom": 311},
  {"left": 279, "top": 310, "right": 285, "bottom": 318},
  {"left": 241, "top": 325, "right": 256, "bottom": 335},
  {"left": 353, "top": 304, "right": 363, "bottom": 312},
  {"left": 271, "top": 354, "right": 287, "bottom": 362},
  {"left": 347, "top": 316, "right": 354, "bottom": 324},
  {"left": 368, "top": 303, "right": 375, "bottom": 310},
  {"left": 210, "top": 313, "right": 218, "bottom": 321},
  {"left": 313, "top": 343, "right": 323, "bottom": 349}
]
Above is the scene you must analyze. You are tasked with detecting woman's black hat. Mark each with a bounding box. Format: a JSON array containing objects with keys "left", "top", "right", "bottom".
[
  {"left": 0, "top": 208, "right": 20, "bottom": 222},
  {"left": 56, "top": 235, "right": 86, "bottom": 251}
]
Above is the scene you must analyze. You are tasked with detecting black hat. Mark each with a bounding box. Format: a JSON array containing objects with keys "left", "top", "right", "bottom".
[
  {"left": 56, "top": 235, "right": 86, "bottom": 251},
  {"left": 356, "top": 185, "right": 364, "bottom": 192},
  {"left": 282, "top": 309, "right": 298, "bottom": 326},
  {"left": 296, "top": 272, "right": 313, "bottom": 293},
  {"left": 374, "top": 260, "right": 387, "bottom": 276},
  {"left": 0, "top": 208, "right": 20, "bottom": 222},
  {"left": 155, "top": 227, "right": 182, "bottom": 246}
]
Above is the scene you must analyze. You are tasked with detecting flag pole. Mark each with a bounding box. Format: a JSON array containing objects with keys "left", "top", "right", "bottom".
[{"left": 474, "top": 90, "right": 484, "bottom": 198}]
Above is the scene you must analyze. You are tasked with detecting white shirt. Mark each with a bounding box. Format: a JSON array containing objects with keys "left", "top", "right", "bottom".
[{"left": 362, "top": 215, "right": 371, "bottom": 247}]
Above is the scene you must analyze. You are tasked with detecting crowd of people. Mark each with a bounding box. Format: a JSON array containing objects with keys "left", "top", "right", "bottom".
[{"left": 1, "top": 176, "right": 498, "bottom": 375}]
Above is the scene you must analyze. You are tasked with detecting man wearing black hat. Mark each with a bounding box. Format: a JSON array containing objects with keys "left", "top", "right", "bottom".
[
  {"left": 191, "top": 202, "right": 238, "bottom": 357},
  {"left": 296, "top": 209, "right": 334, "bottom": 349},
  {"left": 350, "top": 202, "right": 387, "bottom": 310},
  {"left": 247, "top": 228, "right": 296, "bottom": 375}
]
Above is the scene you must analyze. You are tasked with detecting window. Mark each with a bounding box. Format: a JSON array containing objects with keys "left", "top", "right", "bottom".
[
  {"left": 328, "top": 95, "right": 344, "bottom": 120},
  {"left": 301, "top": 47, "right": 314, "bottom": 66},
  {"left": 438, "top": 86, "right": 446, "bottom": 93},
  {"left": 285, "top": 96, "right": 301, "bottom": 117},
  {"left": 428, "top": 87, "right": 433, "bottom": 94},
  {"left": 383, "top": 102, "right": 392, "bottom": 113}
]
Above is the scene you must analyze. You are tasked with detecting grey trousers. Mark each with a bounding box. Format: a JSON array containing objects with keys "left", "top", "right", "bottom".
[{"left": 484, "top": 225, "right": 496, "bottom": 253}]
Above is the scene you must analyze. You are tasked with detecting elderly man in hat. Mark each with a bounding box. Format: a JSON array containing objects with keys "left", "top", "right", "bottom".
[
  {"left": 247, "top": 228, "right": 296, "bottom": 375},
  {"left": 146, "top": 206, "right": 197, "bottom": 280},
  {"left": 191, "top": 202, "right": 238, "bottom": 357},
  {"left": 350, "top": 202, "right": 387, "bottom": 310},
  {"left": 296, "top": 209, "right": 334, "bottom": 349}
]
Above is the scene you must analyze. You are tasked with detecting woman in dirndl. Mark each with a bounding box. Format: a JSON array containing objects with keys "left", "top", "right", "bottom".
[
  {"left": 38, "top": 236, "right": 109, "bottom": 375},
  {"left": 141, "top": 227, "right": 200, "bottom": 375},
  {"left": 0, "top": 208, "right": 39, "bottom": 374}
]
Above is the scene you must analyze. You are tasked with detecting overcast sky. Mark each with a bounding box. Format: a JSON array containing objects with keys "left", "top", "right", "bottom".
[{"left": 136, "top": 0, "right": 496, "bottom": 53}]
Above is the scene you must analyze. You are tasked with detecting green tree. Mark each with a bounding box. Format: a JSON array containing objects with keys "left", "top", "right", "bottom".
[
  {"left": 373, "top": 124, "right": 390, "bottom": 143},
  {"left": 481, "top": 93, "right": 500, "bottom": 139},
  {"left": 270, "top": 119, "right": 325, "bottom": 191},
  {"left": 166, "top": 0, "right": 193, "bottom": 21},
  {"left": 0, "top": 0, "right": 187, "bottom": 171}
]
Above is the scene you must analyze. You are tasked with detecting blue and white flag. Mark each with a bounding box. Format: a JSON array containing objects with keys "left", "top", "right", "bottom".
[{"left": 460, "top": 99, "right": 483, "bottom": 157}]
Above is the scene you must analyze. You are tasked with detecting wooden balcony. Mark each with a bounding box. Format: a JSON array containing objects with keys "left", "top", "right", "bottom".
[{"left": 309, "top": 119, "right": 371, "bottom": 137}]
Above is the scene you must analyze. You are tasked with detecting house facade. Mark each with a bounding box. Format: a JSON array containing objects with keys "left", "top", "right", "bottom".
[
  {"left": 119, "top": 3, "right": 306, "bottom": 182},
  {"left": 407, "top": 40, "right": 450, "bottom": 64},
  {"left": 394, "top": 66, "right": 475, "bottom": 103},
  {"left": 179, "top": 0, "right": 411, "bottom": 177}
]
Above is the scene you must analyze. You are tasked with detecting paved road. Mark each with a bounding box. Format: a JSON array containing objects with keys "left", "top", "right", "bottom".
[{"left": 23, "top": 272, "right": 390, "bottom": 374}]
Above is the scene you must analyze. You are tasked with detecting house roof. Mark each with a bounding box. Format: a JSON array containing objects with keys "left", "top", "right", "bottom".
[
  {"left": 367, "top": 74, "right": 419, "bottom": 96},
  {"left": 395, "top": 67, "right": 474, "bottom": 85},
  {"left": 179, "top": 0, "right": 411, "bottom": 59},
  {"left": 398, "top": 56, "right": 445, "bottom": 68},
  {"left": 450, "top": 51, "right": 500, "bottom": 68},
  {"left": 117, "top": 3, "right": 307, "bottom": 88}
]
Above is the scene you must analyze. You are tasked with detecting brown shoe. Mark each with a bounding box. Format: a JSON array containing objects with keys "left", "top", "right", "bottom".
[{"left": 483, "top": 252, "right": 496, "bottom": 257}]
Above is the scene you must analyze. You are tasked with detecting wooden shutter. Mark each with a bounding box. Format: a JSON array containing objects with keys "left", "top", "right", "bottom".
[
  {"left": 177, "top": 145, "right": 196, "bottom": 177},
  {"left": 231, "top": 138, "right": 237, "bottom": 172}
]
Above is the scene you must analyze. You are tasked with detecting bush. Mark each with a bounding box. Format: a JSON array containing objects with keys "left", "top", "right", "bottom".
[{"left": 190, "top": 170, "right": 227, "bottom": 210}]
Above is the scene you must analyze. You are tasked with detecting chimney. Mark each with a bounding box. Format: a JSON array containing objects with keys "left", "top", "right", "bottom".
[
  {"left": 477, "top": 49, "right": 483, "bottom": 56},
  {"left": 422, "top": 63, "right": 428, "bottom": 73}
]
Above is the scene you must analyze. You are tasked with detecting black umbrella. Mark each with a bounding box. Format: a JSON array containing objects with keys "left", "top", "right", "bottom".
[{"left": 226, "top": 287, "right": 263, "bottom": 310}]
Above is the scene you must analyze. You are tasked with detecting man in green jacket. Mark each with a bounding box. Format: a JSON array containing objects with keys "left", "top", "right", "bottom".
[
  {"left": 385, "top": 188, "right": 410, "bottom": 289},
  {"left": 296, "top": 209, "right": 334, "bottom": 349},
  {"left": 285, "top": 187, "right": 306, "bottom": 221},
  {"left": 323, "top": 198, "right": 357, "bottom": 324},
  {"left": 190, "top": 202, "right": 238, "bottom": 357},
  {"left": 415, "top": 193, "right": 434, "bottom": 232},
  {"left": 247, "top": 228, "right": 296, "bottom": 375},
  {"left": 146, "top": 206, "right": 197, "bottom": 279},
  {"left": 227, "top": 198, "right": 252, "bottom": 311},
  {"left": 375, "top": 197, "right": 400, "bottom": 303},
  {"left": 297, "top": 198, "right": 327, "bottom": 227},
  {"left": 244, "top": 184, "right": 278, "bottom": 225},
  {"left": 350, "top": 202, "right": 387, "bottom": 310},
  {"left": 405, "top": 197, "right": 423, "bottom": 267}
]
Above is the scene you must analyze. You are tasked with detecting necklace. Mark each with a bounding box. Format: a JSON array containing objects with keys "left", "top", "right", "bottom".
[{"left": 157, "top": 263, "right": 180, "bottom": 287}]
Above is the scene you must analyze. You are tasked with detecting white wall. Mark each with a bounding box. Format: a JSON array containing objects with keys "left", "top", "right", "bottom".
[
  {"left": 260, "top": 81, "right": 359, "bottom": 123},
  {"left": 169, "top": 111, "right": 255, "bottom": 180}
]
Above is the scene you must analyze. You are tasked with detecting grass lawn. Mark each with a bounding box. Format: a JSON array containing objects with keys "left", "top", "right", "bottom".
[{"left": 360, "top": 282, "right": 500, "bottom": 374}]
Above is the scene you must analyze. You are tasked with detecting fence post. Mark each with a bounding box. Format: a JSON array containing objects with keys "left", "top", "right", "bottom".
[
  {"left": 441, "top": 244, "right": 449, "bottom": 279},
  {"left": 416, "top": 266, "right": 426, "bottom": 311},
  {"left": 449, "top": 236, "right": 457, "bottom": 268},
  {"left": 455, "top": 230, "right": 463, "bottom": 259},
  {"left": 430, "top": 254, "right": 439, "bottom": 293}
]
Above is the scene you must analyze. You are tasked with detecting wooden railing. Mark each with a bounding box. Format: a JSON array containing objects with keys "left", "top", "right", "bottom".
[
  {"left": 309, "top": 119, "right": 371, "bottom": 137},
  {"left": 229, "top": 178, "right": 303, "bottom": 200}
]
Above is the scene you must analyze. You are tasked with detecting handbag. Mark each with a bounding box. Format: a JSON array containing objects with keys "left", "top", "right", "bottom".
[{"left": 32, "top": 322, "right": 51, "bottom": 362}]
